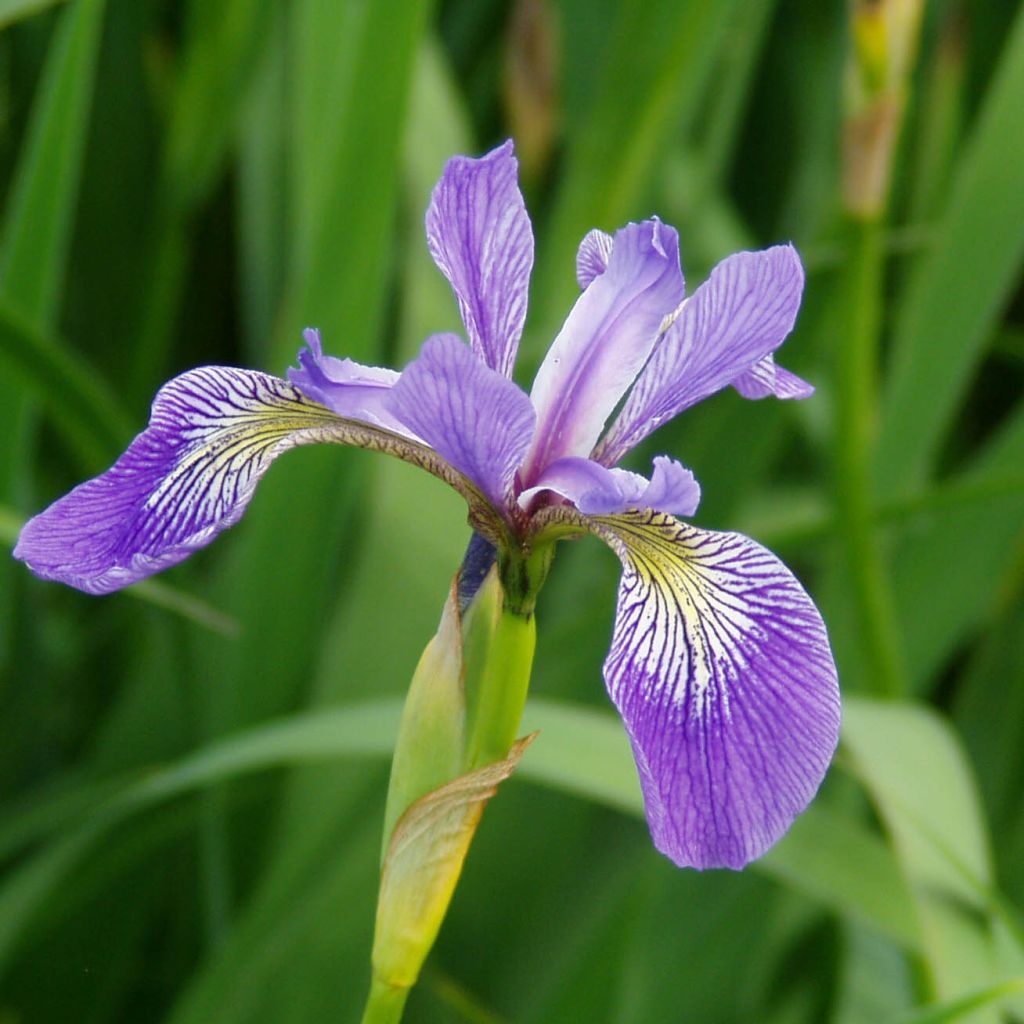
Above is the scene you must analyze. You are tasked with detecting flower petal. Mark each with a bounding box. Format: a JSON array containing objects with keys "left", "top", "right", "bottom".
[
  {"left": 576, "top": 228, "right": 614, "bottom": 288},
  {"left": 425, "top": 140, "right": 534, "bottom": 378},
  {"left": 732, "top": 353, "right": 814, "bottom": 400},
  {"left": 14, "top": 368, "right": 360, "bottom": 594},
  {"left": 15, "top": 366, "right": 501, "bottom": 594},
  {"left": 598, "top": 245, "right": 805, "bottom": 465},
  {"left": 518, "top": 455, "right": 700, "bottom": 517},
  {"left": 525, "top": 219, "right": 685, "bottom": 479},
  {"left": 386, "top": 333, "right": 536, "bottom": 510},
  {"left": 287, "top": 328, "right": 415, "bottom": 437},
  {"left": 587, "top": 510, "right": 840, "bottom": 869},
  {"left": 518, "top": 456, "right": 648, "bottom": 514}
]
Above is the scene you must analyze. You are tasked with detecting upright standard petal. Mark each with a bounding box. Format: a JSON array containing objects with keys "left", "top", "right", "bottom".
[
  {"left": 598, "top": 245, "right": 805, "bottom": 465},
  {"left": 524, "top": 219, "right": 684, "bottom": 480},
  {"left": 386, "top": 334, "right": 536, "bottom": 511},
  {"left": 587, "top": 511, "right": 839, "bottom": 870},
  {"left": 425, "top": 140, "right": 534, "bottom": 379},
  {"left": 287, "top": 328, "right": 415, "bottom": 438},
  {"left": 14, "top": 368, "right": 370, "bottom": 594}
]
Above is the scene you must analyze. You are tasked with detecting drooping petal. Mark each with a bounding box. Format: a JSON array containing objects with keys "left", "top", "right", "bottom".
[
  {"left": 386, "top": 333, "right": 536, "bottom": 510},
  {"left": 287, "top": 328, "right": 415, "bottom": 437},
  {"left": 14, "top": 366, "right": 500, "bottom": 595},
  {"left": 524, "top": 219, "right": 685, "bottom": 479},
  {"left": 518, "top": 455, "right": 700, "bottom": 518},
  {"left": 576, "top": 228, "right": 614, "bottom": 288},
  {"left": 14, "top": 368, "right": 356, "bottom": 594},
  {"left": 598, "top": 245, "right": 805, "bottom": 465},
  {"left": 425, "top": 140, "right": 534, "bottom": 378},
  {"left": 587, "top": 510, "right": 839, "bottom": 870},
  {"left": 732, "top": 353, "right": 814, "bottom": 400}
]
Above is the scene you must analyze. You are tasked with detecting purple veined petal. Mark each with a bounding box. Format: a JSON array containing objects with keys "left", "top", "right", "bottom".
[
  {"left": 598, "top": 245, "right": 805, "bottom": 466},
  {"left": 732, "top": 353, "right": 814, "bottom": 400},
  {"left": 386, "top": 333, "right": 536, "bottom": 511},
  {"left": 287, "top": 328, "right": 418, "bottom": 439},
  {"left": 587, "top": 510, "right": 840, "bottom": 870},
  {"left": 13, "top": 368, "right": 373, "bottom": 594},
  {"left": 518, "top": 454, "right": 700, "bottom": 518},
  {"left": 524, "top": 218, "right": 685, "bottom": 481},
  {"left": 576, "top": 229, "right": 614, "bottom": 289},
  {"left": 425, "top": 140, "right": 534, "bottom": 378}
]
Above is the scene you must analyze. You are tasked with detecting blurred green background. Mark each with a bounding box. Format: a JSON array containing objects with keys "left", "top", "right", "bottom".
[{"left": 1, "top": 0, "right": 1023, "bottom": 1020}]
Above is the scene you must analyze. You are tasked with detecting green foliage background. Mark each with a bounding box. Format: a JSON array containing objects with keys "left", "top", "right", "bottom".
[{"left": 1, "top": 0, "right": 1023, "bottom": 1020}]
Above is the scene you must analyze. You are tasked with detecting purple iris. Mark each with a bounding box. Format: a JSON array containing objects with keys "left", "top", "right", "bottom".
[{"left": 14, "top": 141, "right": 839, "bottom": 871}]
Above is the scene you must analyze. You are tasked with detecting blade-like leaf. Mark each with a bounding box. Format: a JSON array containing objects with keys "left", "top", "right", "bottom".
[
  {"left": 877, "top": 3, "right": 1024, "bottom": 496},
  {"left": 0, "top": 0, "right": 68, "bottom": 29},
  {"left": 842, "top": 697, "right": 1007, "bottom": 1017}
]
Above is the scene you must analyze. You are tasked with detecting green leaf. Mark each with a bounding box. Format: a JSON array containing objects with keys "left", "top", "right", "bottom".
[
  {"left": 0, "top": 0, "right": 107, "bottom": 675},
  {"left": 161, "top": 0, "right": 276, "bottom": 215},
  {"left": 529, "top": 0, "right": 741, "bottom": 350},
  {"left": 0, "top": 0, "right": 105, "bottom": 328},
  {"left": 841, "top": 697, "right": 1008, "bottom": 1017},
  {"left": 896, "top": 979, "right": 1024, "bottom": 1024},
  {"left": 0, "top": 698, "right": 919, "bottom": 972},
  {"left": 0, "top": 299, "right": 131, "bottom": 471},
  {"left": 0, "top": 0, "right": 67, "bottom": 29},
  {"left": 370, "top": 735, "right": 533, "bottom": 1006},
  {"left": 877, "top": 3, "right": 1024, "bottom": 496}
]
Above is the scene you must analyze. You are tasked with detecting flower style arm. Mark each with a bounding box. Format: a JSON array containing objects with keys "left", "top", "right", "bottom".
[{"left": 14, "top": 364, "right": 500, "bottom": 595}]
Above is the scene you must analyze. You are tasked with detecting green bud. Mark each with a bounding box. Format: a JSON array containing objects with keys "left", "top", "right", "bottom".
[{"left": 380, "top": 576, "right": 467, "bottom": 858}]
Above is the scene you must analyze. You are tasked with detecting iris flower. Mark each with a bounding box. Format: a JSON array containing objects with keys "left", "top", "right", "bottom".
[{"left": 14, "top": 142, "right": 839, "bottom": 870}]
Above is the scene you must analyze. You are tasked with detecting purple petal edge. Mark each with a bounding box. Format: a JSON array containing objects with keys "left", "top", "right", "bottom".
[{"left": 593, "top": 512, "right": 840, "bottom": 870}]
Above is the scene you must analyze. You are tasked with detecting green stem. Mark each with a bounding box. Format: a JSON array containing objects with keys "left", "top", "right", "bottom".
[
  {"left": 361, "top": 974, "right": 409, "bottom": 1024},
  {"left": 464, "top": 605, "right": 537, "bottom": 769},
  {"left": 835, "top": 216, "right": 906, "bottom": 696}
]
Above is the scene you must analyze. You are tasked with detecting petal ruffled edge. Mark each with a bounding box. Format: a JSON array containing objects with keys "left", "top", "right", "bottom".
[
  {"left": 287, "top": 328, "right": 416, "bottom": 438},
  {"left": 598, "top": 244, "right": 805, "bottom": 465},
  {"left": 576, "top": 229, "right": 614, "bottom": 289},
  {"left": 586, "top": 510, "right": 840, "bottom": 869},
  {"left": 425, "top": 140, "right": 534, "bottom": 378}
]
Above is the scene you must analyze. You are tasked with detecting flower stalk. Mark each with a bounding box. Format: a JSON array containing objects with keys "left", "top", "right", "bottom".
[
  {"left": 836, "top": 0, "right": 923, "bottom": 695},
  {"left": 364, "top": 545, "right": 541, "bottom": 1022}
]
